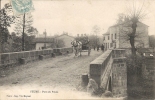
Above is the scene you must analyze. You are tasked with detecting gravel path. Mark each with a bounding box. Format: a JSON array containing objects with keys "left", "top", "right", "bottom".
[{"left": 0, "top": 50, "right": 103, "bottom": 99}]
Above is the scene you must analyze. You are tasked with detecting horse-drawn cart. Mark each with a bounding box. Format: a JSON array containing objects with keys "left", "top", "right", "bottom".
[
  {"left": 71, "top": 35, "right": 91, "bottom": 56},
  {"left": 81, "top": 43, "right": 91, "bottom": 56}
]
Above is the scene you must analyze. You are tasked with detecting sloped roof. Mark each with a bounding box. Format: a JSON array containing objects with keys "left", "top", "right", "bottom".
[
  {"left": 33, "top": 37, "right": 55, "bottom": 43},
  {"left": 33, "top": 34, "right": 75, "bottom": 43},
  {"left": 103, "top": 32, "right": 110, "bottom": 35},
  {"left": 55, "top": 33, "right": 75, "bottom": 39},
  {"left": 110, "top": 20, "right": 149, "bottom": 28}
]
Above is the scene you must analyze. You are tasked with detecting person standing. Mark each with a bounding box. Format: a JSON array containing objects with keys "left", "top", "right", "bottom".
[
  {"left": 97, "top": 45, "right": 99, "bottom": 51},
  {"left": 101, "top": 44, "right": 104, "bottom": 52},
  {"left": 94, "top": 45, "right": 96, "bottom": 50}
]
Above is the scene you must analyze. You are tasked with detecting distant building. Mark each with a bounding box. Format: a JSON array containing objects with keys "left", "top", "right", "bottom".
[
  {"left": 33, "top": 33, "right": 75, "bottom": 50},
  {"left": 55, "top": 33, "right": 75, "bottom": 47},
  {"left": 33, "top": 37, "right": 55, "bottom": 50},
  {"left": 103, "top": 21, "right": 149, "bottom": 50}
]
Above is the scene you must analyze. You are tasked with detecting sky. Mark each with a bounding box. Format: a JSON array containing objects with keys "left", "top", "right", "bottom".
[{"left": 1, "top": 0, "right": 155, "bottom": 36}]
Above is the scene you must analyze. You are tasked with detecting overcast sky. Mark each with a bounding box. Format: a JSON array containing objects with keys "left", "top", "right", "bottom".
[{"left": 1, "top": 0, "right": 155, "bottom": 36}]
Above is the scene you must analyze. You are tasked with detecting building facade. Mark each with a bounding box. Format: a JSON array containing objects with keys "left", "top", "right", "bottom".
[
  {"left": 103, "top": 21, "right": 149, "bottom": 50},
  {"left": 33, "top": 37, "right": 55, "bottom": 50},
  {"left": 33, "top": 33, "right": 75, "bottom": 50},
  {"left": 55, "top": 33, "right": 75, "bottom": 48}
]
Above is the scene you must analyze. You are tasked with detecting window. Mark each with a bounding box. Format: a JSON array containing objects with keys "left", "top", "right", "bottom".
[
  {"left": 108, "top": 36, "right": 109, "bottom": 40},
  {"left": 115, "top": 33, "right": 117, "bottom": 39},
  {"left": 111, "top": 34, "right": 113, "bottom": 40}
]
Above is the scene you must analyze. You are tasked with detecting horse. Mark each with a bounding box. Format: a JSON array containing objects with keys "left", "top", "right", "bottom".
[{"left": 71, "top": 40, "right": 82, "bottom": 57}]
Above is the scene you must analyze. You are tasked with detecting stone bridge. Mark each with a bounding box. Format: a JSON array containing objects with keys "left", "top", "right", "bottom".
[
  {"left": 89, "top": 49, "right": 127, "bottom": 97},
  {"left": 0, "top": 47, "right": 127, "bottom": 98}
]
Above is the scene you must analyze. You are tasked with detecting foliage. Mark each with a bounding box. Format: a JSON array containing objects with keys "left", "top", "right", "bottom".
[
  {"left": 88, "top": 35, "right": 100, "bottom": 46},
  {"left": 149, "top": 35, "right": 155, "bottom": 48},
  {"left": 121, "top": 0, "right": 149, "bottom": 56},
  {"left": 51, "top": 39, "right": 65, "bottom": 48},
  {"left": 55, "top": 39, "right": 65, "bottom": 48},
  {"left": 92, "top": 25, "right": 100, "bottom": 35},
  {"left": 75, "top": 34, "right": 100, "bottom": 48},
  {"left": 11, "top": 33, "right": 35, "bottom": 52},
  {"left": 92, "top": 25, "right": 100, "bottom": 45},
  {"left": 75, "top": 35, "right": 89, "bottom": 45},
  {"left": 0, "top": 3, "right": 15, "bottom": 53},
  {"left": 116, "top": 13, "right": 126, "bottom": 24},
  {"left": 0, "top": 26, "right": 10, "bottom": 43},
  {"left": 14, "top": 13, "right": 33, "bottom": 36},
  {"left": 27, "top": 26, "right": 38, "bottom": 35}
]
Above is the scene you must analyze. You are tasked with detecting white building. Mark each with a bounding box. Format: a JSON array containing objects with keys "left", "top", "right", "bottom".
[
  {"left": 103, "top": 21, "right": 149, "bottom": 50},
  {"left": 33, "top": 37, "right": 55, "bottom": 50},
  {"left": 33, "top": 33, "right": 75, "bottom": 50}
]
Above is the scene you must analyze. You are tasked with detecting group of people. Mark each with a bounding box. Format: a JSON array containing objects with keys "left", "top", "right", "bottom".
[{"left": 93, "top": 44, "right": 104, "bottom": 52}]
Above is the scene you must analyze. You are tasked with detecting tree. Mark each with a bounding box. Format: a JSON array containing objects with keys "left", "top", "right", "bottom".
[
  {"left": 27, "top": 26, "right": 38, "bottom": 35},
  {"left": 11, "top": 32, "right": 36, "bottom": 52},
  {"left": 11, "top": 33, "right": 22, "bottom": 52},
  {"left": 88, "top": 35, "right": 100, "bottom": 47},
  {"left": 116, "top": 13, "right": 125, "bottom": 24},
  {"left": 92, "top": 25, "right": 100, "bottom": 45},
  {"left": 14, "top": 12, "right": 33, "bottom": 51},
  {"left": 149, "top": 35, "right": 155, "bottom": 49},
  {"left": 55, "top": 39, "right": 65, "bottom": 48},
  {"left": 0, "top": 3, "right": 15, "bottom": 53},
  {"left": 124, "top": 0, "right": 148, "bottom": 57}
]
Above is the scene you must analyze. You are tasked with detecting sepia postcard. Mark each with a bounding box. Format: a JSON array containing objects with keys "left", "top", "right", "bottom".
[{"left": 0, "top": 0, "right": 155, "bottom": 99}]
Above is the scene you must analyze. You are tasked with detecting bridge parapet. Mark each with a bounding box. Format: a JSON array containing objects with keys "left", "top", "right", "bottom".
[
  {"left": 89, "top": 49, "right": 127, "bottom": 97},
  {"left": 0, "top": 47, "right": 73, "bottom": 67},
  {"left": 90, "top": 50, "right": 112, "bottom": 86},
  {"left": 53, "top": 47, "right": 73, "bottom": 55}
]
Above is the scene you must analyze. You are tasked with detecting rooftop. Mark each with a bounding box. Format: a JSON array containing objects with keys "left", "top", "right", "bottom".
[
  {"left": 103, "top": 32, "right": 110, "bottom": 35},
  {"left": 110, "top": 20, "right": 149, "bottom": 28},
  {"left": 33, "top": 37, "right": 55, "bottom": 43}
]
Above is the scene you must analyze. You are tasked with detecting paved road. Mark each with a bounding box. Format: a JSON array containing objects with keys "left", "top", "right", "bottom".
[{"left": 0, "top": 50, "right": 103, "bottom": 99}]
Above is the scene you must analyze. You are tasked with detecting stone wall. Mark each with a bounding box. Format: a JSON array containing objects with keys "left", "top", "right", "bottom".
[
  {"left": 89, "top": 49, "right": 127, "bottom": 97},
  {"left": 0, "top": 47, "right": 73, "bottom": 67},
  {"left": 89, "top": 50, "right": 112, "bottom": 87},
  {"left": 142, "top": 58, "right": 154, "bottom": 80},
  {"left": 112, "top": 57, "right": 127, "bottom": 97}
]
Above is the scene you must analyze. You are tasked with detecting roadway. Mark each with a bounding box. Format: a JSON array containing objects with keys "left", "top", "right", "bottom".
[{"left": 0, "top": 50, "right": 104, "bottom": 99}]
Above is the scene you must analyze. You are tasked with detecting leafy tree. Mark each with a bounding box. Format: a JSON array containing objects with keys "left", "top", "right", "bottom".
[
  {"left": 88, "top": 35, "right": 100, "bottom": 47},
  {"left": 14, "top": 13, "right": 33, "bottom": 35},
  {"left": 11, "top": 33, "right": 22, "bottom": 52},
  {"left": 55, "top": 39, "right": 65, "bottom": 48},
  {"left": 11, "top": 32, "right": 36, "bottom": 52},
  {"left": 116, "top": 13, "right": 125, "bottom": 24},
  {"left": 27, "top": 26, "right": 38, "bottom": 35},
  {"left": 92, "top": 25, "right": 100, "bottom": 45},
  {"left": 149, "top": 35, "right": 155, "bottom": 49},
  {"left": 0, "top": 3, "right": 15, "bottom": 53},
  {"left": 14, "top": 12, "right": 33, "bottom": 51}
]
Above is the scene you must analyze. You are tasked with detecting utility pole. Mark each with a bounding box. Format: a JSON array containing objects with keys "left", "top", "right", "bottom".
[{"left": 22, "top": 13, "right": 25, "bottom": 51}]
